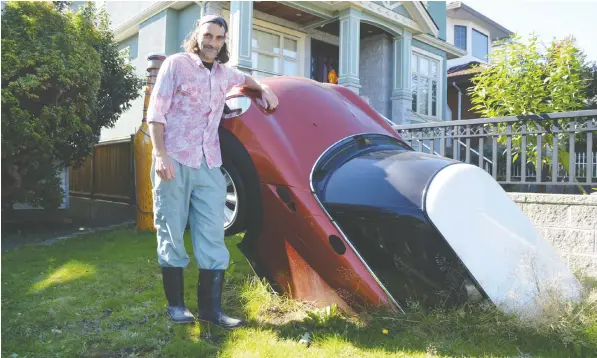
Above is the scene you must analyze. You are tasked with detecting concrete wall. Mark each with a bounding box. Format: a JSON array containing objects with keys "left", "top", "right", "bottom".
[
  {"left": 359, "top": 33, "right": 393, "bottom": 118},
  {"left": 509, "top": 193, "right": 597, "bottom": 277}
]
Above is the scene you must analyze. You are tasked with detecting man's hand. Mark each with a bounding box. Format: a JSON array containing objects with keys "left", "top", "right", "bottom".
[
  {"left": 154, "top": 153, "right": 175, "bottom": 180},
  {"left": 261, "top": 85, "right": 279, "bottom": 110},
  {"left": 243, "top": 76, "right": 279, "bottom": 110},
  {"left": 148, "top": 122, "right": 174, "bottom": 180}
]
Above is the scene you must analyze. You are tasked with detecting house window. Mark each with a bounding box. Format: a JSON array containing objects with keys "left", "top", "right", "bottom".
[
  {"left": 472, "top": 29, "right": 489, "bottom": 61},
  {"left": 411, "top": 51, "right": 440, "bottom": 119},
  {"left": 251, "top": 28, "right": 299, "bottom": 78},
  {"left": 454, "top": 25, "right": 467, "bottom": 50}
]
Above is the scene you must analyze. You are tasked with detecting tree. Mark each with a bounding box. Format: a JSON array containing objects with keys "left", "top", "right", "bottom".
[
  {"left": 468, "top": 34, "right": 591, "bottom": 186},
  {"left": 583, "top": 61, "right": 597, "bottom": 109},
  {"left": 1, "top": 1, "right": 143, "bottom": 210}
]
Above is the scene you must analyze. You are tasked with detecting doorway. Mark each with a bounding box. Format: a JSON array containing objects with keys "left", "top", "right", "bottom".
[{"left": 310, "top": 39, "right": 339, "bottom": 84}]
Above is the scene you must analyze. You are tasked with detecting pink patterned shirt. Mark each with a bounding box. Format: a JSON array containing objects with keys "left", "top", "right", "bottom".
[{"left": 147, "top": 52, "right": 247, "bottom": 169}]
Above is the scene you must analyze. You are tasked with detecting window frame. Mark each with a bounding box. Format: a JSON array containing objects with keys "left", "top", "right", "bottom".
[
  {"left": 453, "top": 25, "right": 467, "bottom": 51},
  {"left": 471, "top": 28, "right": 489, "bottom": 62},
  {"left": 219, "top": 10, "right": 306, "bottom": 78},
  {"left": 410, "top": 47, "right": 443, "bottom": 122},
  {"left": 251, "top": 25, "right": 300, "bottom": 78}
]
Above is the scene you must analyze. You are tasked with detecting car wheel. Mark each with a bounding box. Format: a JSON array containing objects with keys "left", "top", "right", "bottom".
[{"left": 221, "top": 160, "right": 246, "bottom": 237}]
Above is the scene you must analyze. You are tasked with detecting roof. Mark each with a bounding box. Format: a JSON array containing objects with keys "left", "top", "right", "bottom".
[
  {"left": 447, "top": 1, "right": 513, "bottom": 41},
  {"left": 447, "top": 61, "right": 487, "bottom": 78}
]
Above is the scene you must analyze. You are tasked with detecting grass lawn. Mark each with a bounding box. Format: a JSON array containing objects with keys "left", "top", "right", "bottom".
[{"left": 2, "top": 228, "right": 596, "bottom": 357}]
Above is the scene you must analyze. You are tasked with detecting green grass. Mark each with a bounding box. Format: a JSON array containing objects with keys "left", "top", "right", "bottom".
[{"left": 2, "top": 228, "right": 596, "bottom": 357}]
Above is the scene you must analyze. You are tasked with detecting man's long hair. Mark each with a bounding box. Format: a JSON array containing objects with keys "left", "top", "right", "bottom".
[{"left": 182, "top": 16, "right": 230, "bottom": 64}]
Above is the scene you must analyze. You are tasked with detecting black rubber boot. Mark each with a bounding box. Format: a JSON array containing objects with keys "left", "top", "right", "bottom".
[
  {"left": 161, "top": 267, "right": 195, "bottom": 324},
  {"left": 197, "top": 269, "right": 244, "bottom": 329}
]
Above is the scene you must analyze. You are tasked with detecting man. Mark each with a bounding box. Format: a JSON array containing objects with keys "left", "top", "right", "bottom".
[{"left": 146, "top": 15, "right": 279, "bottom": 329}]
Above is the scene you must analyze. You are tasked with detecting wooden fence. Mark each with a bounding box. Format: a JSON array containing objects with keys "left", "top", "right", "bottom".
[{"left": 69, "top": 136, "right": 135, "bottom": 204}]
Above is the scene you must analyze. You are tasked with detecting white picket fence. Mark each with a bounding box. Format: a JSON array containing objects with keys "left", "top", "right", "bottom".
[{"left": 500, "top": 152, "right": 597, "bottom": 180}]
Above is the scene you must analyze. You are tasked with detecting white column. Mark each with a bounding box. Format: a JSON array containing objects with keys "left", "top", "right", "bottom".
[
  {"left": 228, "top": 0, "right": 253, "bottom": 72},
  {"left": 338, "top": 8, "right": 361, "bottom": 94},
  {"left": 391, "top": 30, "right": 412, "bottom": 124}
]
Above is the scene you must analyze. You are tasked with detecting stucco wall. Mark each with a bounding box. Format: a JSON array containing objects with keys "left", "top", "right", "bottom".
[
  {"left": 359, "top": 33, "right": 393, "bottom": 118},
  {"left": 509, "top": 193, "right": 597, "bottom": 277},
  {"left": 446, "top": 18, "right": 492, "bottom": 68},
  {"left": 106, "top": 1, "right": 156, "bottom": 30}
]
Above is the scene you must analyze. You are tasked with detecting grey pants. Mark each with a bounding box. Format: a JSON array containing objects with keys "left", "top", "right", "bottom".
[{"left": 151, "top": 155, "right": 230, "bottom": 269}]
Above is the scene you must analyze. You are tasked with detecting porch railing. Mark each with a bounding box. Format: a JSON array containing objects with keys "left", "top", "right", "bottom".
[{"left": 392, "top": 110, "right": 597, "bottom": 188}]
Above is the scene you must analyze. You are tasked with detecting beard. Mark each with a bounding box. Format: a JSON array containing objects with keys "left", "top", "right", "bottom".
[{"left": 199, "top": 45, "right": 220, "bottom": 61}]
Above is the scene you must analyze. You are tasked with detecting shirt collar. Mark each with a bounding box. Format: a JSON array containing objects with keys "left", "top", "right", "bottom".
[{"left": 187, "top": 52, "right": 219, "bottom": 71}]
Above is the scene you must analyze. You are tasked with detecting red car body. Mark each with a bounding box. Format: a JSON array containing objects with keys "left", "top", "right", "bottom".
[{"left": 220, "top": 76, "right": 404, "bottom": 312}]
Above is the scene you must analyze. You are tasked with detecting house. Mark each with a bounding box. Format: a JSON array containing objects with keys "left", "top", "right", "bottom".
[
  {"left": 444, "top": 1, "right": 513, "bottom": 121},
  {"left": 99, "top": 0, "right": 466, "bottom": 143}
]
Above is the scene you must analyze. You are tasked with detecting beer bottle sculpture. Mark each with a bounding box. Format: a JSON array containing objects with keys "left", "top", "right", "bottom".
[{"left": 134, "top": 53, "right": 166, "bottom": 232}]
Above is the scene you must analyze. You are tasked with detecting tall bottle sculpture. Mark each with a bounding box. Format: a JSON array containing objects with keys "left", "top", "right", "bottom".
[{"left": 134, "top": 53, "right": 166, "bottom": 232}]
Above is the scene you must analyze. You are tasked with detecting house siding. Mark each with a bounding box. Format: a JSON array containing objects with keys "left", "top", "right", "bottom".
[
  {"left": 426, "top": 1, "right": 447, "bottom": 41},
  {"left": 177, "top": 3, "right": 203, "bottom": 52}
]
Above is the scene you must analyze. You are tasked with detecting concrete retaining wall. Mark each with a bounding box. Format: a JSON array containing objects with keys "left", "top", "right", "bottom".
[{"left": 509, "top": 193, "right": 597, "bottom": 277}]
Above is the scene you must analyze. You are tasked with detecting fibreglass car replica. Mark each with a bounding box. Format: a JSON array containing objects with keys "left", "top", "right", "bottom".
[{"left": 217, "top": 76, "right": 581, "bottom": 317}]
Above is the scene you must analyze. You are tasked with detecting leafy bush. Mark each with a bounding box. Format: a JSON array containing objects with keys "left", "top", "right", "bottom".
[{"left": 1, "top": 1, "right": 143, "bottom": 210}]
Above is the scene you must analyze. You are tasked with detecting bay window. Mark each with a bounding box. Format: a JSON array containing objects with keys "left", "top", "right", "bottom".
[{"left": 411, "top": 50, "right": 441, "bottom": 120}]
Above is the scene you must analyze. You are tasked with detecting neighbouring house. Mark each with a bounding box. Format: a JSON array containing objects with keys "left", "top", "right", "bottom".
[
  {"left": 99, "top": 0, "right": 466, "bottom": 144},
  {"left": 445, "top": 1, "right": 512, "bottom": 121}
]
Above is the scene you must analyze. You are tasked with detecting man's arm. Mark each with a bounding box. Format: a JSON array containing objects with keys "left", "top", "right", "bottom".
[
  {"left": 240, "top": 75, "right": 279, "bottom": 110},
  {"left": 149, "top": 122, "right": 175, "bottom": 180},
  {"left": 147, "top": 56, "right": 177, "bottom": 180},
  {"left": 149, "top": 122, "right": 166, "bottom": 156}
]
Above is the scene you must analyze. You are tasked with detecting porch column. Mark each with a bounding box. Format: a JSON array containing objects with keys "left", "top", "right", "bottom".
[
  {"left": 338, "top": 8, "right": 361, "bottom": 94},
  {"left": 391, "top": 30, "right": 412, "bottom": 124},
  {"left": 228, "top": 1, "right": 253, "bottom": 73},
  {"left": 203, "top": 1, "right": 224, "bottom": 17}
]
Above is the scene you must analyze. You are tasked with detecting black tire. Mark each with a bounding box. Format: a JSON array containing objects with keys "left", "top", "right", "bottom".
[{"left": 219, "top": 128, "right": 262, "bottom": 237}]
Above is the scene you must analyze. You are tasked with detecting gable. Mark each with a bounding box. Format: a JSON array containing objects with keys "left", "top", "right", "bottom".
[
  {"left": 373, "top": 1, "right": 412, "bottom": 19},
  {"left": 354, "top": 1, "right": 438, "bottom": 38}
]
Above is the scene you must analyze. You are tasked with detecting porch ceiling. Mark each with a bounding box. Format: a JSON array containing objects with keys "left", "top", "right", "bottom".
[
  {"left": 254, "top": 1, "right": 323, "bottom": 25},
  {"left": 311, "top": 21, "right": 387, "bottom": 39}
]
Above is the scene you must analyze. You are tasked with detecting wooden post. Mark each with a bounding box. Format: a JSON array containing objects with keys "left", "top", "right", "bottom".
[
  {"left": 130, "top": 134, "right": 136, "bottom": 205},
  {"left": 90, "top": 148, "right": 96, "bottom": 200}
]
